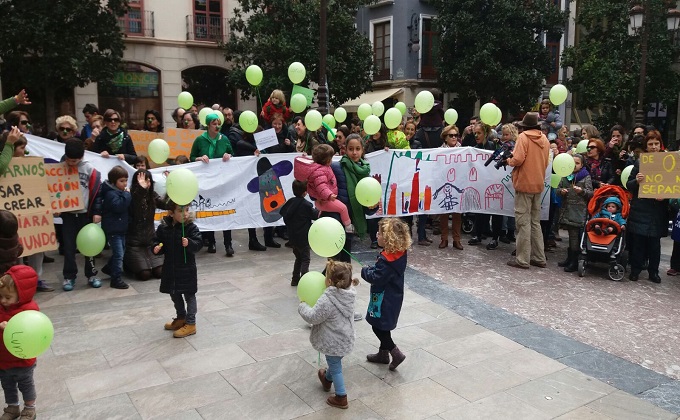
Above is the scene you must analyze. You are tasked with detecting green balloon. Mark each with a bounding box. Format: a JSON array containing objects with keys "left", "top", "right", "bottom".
[
  {"left": 245, "top": 64, "right": 263, "bottom": 86},
  {"left": 76, "top": 223, "right": 106, "bottom": 257},
  {"left": 576, "top": 139, "right": 589, "bottom": 153},
  {"left": 444, "top": 108, "right": 458, "bottom": 125},
  {"left": 148, "top": 138, "right": 170, "bottom": 165},
  {"left": 550, "top": 174, "right": 561, "bottom": 188},
  {"left": 334, "top": 107, "right": 347, "bottom": 123},
  {"left": 395, "top": 102, "right": 407, "bottom": 115},
  {"left": 305, "top": 110, "right": 323, "bottom": 131},
  {"left": 288, "top": 62, "right": 306, "bottom": 84},
  {"left": 372, "top": 101, "right": 385, "bottom": 117},
  {"left": 490, "top": 107, "right": 502, "bottom": 126},
  {"left": 166, "top": 167, "right": 198, "bottom": 206},
  {"left": 550, "top": 84, "right": 568, "bottom": 106},
  {"left": 621, "top": 164, "right": 634, "bottom": 189},
  {"left": 327, "top": 129, "right": 336, "bottom": 142},
  {"left": 357, "top": 103, "right": 372, "bottom": 121},
  {"left": 479, "top": 103, "right": 497, "bottom": 125},
  {"left": 384, "top": 108, "right": 402, "bottom": 129},
  {"left": 290, "top": 94, "right": 307, "bottom": 113},
  {"left": 177, "top": 92, "right": 193, "bottom": 110},
  {"left": 297, "top": 271, "right": 327, "bottom": 306},
  {"left": 414, "top": 91, "right": 434, "bottom": 113},
  {"left": 355, "top": 177, "right": 382, "bottom": 207},
  {"left": 322, "top": 114, "right": 336, "bottom": 129},
  {"left": 198, "top": 107, "right": 212, "bottom": 126},
  {"left": 239, "top": 110, "right": 259, "bottom": 133},
  {"left": 3, "top": 310, "right": 54, "bottom": 359},
  {"left": 364, "top": 115, "right": 381, "bottom": 135},
  {"left": 212, "top": 110, "right": 224, "bottom": 125},
  {"left": 553, "top": 153, "right": 576, "bottom": 177},
  {"left": 308, "top": 217, "right": 346, "bottom": 257}
]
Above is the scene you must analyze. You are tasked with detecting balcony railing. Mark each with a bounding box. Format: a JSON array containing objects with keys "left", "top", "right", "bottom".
[
  {"left": 418, "top": 59, "right": 437, "bottom": 80},
  {"left": 373, "top": 58, "right": 393, "bottom": 81},
  {"left": 186, "top": 15, "right": 228, "bottom": 43},
  {"left": 118, "top": 10, "right": 154, "bottom": 38}
]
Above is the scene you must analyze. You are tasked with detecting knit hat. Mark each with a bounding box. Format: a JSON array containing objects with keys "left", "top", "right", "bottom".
[
  {"left": 603, "top": 196, "right": 621, "bottom": 211},
  {"left": 205, "top": 112, "right": 220, "bottom": 126}
]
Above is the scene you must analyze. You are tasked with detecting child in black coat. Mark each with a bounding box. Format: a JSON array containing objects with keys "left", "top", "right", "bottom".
[
  {"left": 280, "top": 180, "right": 319, "bottom": 286},
  {"left": 153, "top": 199, "right": 203, "bottom": 338}
]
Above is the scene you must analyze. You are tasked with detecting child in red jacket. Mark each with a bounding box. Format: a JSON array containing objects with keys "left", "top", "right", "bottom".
[
  {"left": 0, "top": 265, "right": 39, "bottom": 419},
  {"left": 260, "top": 89, "right": 292, "bottom": 124}
]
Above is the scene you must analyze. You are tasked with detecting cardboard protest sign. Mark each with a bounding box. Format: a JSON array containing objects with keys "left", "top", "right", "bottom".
[
  {"left": 44, "top": 163, "right": 84, "bottom": 212},
  {"left": 638, "top": 152, "right": 680, "bottom": 198},
  {"left": 128, "top": 130, "right": 161, "bottom": 158},
  {"left": 164, "top": 128, "right": 202, "bottom": 159},
  {"left": 0, "top": 157, "right": 57, "bottom": 255},
  {"left": 292, "top": 85, "right": 316, "bottom": 106}
]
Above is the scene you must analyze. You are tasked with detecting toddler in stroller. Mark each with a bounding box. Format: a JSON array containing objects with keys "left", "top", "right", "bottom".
[{"left": 579, "top": 186, "right": 630, "bottom": 281}]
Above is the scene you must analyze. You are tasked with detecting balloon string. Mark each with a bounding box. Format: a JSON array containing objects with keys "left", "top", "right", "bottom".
[
  {"left": 318, "top": 351, "right": 321, "bottom": 368},
  {"left": 256, "top": 87, "right": 263, "bottom": 109},
  {"left": 342, "top": 248, "right": 363, "bottom": 266},
  {"left": 182, "top": 206, "right": 187, "bottom": 263}
]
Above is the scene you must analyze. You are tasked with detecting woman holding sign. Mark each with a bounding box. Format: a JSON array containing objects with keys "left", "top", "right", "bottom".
[
  {"left": 625, "top": 131, "right": 669, "bottom": 283},
  {"left": 189, "top": 113, "right": 234, "bottom": 256}
]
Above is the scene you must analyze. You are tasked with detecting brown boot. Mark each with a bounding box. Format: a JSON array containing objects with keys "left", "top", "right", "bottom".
[
  {"left": 366, "top": 349, "right": 390, "bottom": 364},
  {"left": 164, "top": 317, "right": 186, "bottom": 331},
  {"left": 173, "top": 323, "right": 196, "bottom": 338},
  {"left": 0, "top": 405, "right": 20, "bottom": 420},
  {"left": 326, "top": 394, "right": 348, "bottom": 409},
  {"left": 389, "top": 346, "right": 406, "bottom": 371},
  {"left": 18, "top": 406, "right": 35, "bottom": 420},
  {"left": 318, "top": 368, "right": 332, "bottom": 392}
]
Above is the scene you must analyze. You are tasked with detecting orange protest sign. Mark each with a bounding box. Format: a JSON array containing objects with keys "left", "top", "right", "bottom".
[
  {"left": 129, "top": 128, "right": 200, "bottom": 160},
  {"left": 0, "top": 157, "right": 57, "bottom": 255},
  {"left": 44, "top": 163, "right": 84, "bottom": 212},
  {"left": 639, "top": 152, "right": 680, "bottom": 198},
  {"left": 128, "top": 130, "right": 161, "bottom": 157}
]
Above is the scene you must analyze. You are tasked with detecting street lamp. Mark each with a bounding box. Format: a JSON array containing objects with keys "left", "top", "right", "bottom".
[{"left": 628, "top": 2, "right": 680, "bottom": 124}]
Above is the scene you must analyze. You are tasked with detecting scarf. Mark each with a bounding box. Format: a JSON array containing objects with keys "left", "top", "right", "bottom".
[
  {"left": 340, "top": 155, "right": 371, "bottom": 238},
  {"left": 566, "top": 167, "right": 590, "bottom": 184},
  {"left": 586, "top": 156, "right": 602, "bottom": 181},
  {"left": 106, "top": 129, "right": 125, "bottom": 153},
  {"left": 199, "top": 132, "right": 220, "bottom": 158}
]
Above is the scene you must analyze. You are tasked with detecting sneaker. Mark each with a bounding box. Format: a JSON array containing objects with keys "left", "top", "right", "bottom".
[
  {"left": 468, "top": 236, "right": 481, "bottom": 245},
  {"left": 173, "top": 323, "right": 196, "bottom": 338},
  {"left": 62, "top": 278, "right": 75, "bottom": 291},
  {"left": 110, "top": 279, "right": 129, "bottom": 289},
  {"left": 486, "top": 240, "right": 499, "bottom": 250},
  {"left": 344, "top": 223, "right": 355, "bottom": 234},
  {"left": 353, "top": 312, "right": 363, "bottom": 321},
  {"left": 370, "top": 241, "right": 378, "bottom": 249},
  {"left": 667, "top": 268, "right": 679, "bottom": 276},
  {"left": 37, "top": 280, "right": 54, "bottom": 292},
  {"left": 88, "top": 276, "right": 102, "bottom": 288}
]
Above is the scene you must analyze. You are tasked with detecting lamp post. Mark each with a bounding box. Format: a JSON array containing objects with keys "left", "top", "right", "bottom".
[
  {"left": 629, "top": 2, "right": 680, "bottom": 124},
  {"left": 317, "top": 0, "right": 328, "bottom": 115}
]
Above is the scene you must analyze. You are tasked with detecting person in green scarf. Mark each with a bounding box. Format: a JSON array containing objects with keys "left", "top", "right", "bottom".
[{"left": 189, "top": 112, "right": 234, "bottom": 255}]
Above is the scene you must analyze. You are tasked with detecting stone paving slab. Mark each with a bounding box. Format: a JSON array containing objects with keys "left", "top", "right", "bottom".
[{"left": 19, "top": 230, "right": 680, "bottom": 418}]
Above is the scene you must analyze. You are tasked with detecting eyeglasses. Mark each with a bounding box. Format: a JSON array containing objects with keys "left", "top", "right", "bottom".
[
  {"left": 105, "top": 118, "right": 120, "bottom": 123},
  {"left": 586, "top": 146, "right": 597, "bottom": 150},
  {"left": 58, "top": 127, "right": 73, "bottom": 133},
  {"left": 446, "top": 133, "right": 460, "bottom": 138},
  {"left": 19, "top": 120, "right": 30, "bottom": 125}
]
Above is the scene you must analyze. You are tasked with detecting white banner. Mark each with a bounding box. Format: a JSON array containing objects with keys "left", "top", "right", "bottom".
[{"left": 25, "top": 135, "right": 550, "bottom": 231}]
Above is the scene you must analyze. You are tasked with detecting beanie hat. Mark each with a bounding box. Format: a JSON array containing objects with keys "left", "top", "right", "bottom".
[{"left": 205, "top": 113, "right": 220, "bottom": 126}]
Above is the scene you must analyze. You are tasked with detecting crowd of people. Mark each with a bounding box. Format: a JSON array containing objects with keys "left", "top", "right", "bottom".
[{"left": 1, "top": 86, "right": 680, "bottom": 412}]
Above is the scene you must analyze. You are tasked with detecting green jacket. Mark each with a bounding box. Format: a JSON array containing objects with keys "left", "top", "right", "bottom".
[
  {"left": 0, "top": 97, "right": 18, "bottom": 116},
  {"left": 190, "top": 132, "right": 233, "bottom": 161},
  {"left": 0, "top": 143, "right": 13, "bottom": 175}
]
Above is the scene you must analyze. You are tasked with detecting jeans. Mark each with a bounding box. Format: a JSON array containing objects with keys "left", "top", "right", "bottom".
[
  {"left": 292, "top": 245, "right": 311, "bottom": 281},
  {"left": 0, "top": 365, "right": 36, "bottom": 404},
  {"left": 416, "top": 214, "right": 428, "bottom": 241},
  {"left": 61, "top": 213, "right": 96, "bottom": 280},
  {"left": 107, "top": 234, "right": 125, "bottom": 281},
  {"left": 514, "top": 192, "right": 546, "bottom": 266},
  {"left": 170, "top": 293, "right": 197, "bottom": 324},
  {"left": 325, "top": 355, "right": 346, "bottom": 396}
]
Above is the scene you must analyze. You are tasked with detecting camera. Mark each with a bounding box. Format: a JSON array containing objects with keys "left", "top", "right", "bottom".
[{"left": 484, "top": 144, "right": 514, "bottom": 170}]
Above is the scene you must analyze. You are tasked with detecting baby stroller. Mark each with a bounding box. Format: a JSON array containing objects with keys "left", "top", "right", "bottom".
[{"left": 578, "top": 185, "right": 630, "bottom": 281}]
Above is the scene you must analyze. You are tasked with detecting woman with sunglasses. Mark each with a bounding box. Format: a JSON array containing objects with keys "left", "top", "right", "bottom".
[
  {"left": 584, "top": 138, "right": 614, "bottom": 189},
  {"left": 92, "top": 109, "right": 137, "bottom": 165},
  {"left": 437, "top": 125, "right": 464, "bottom": 250},
  {"left": 6, "top": 111, "right": 32, "bottom": 134},
  {"left": 143, "top": 110, "right": 163, "bottom": 133},
  {"left": 55, "top": 115, "right": 78, "bottom": 143}
]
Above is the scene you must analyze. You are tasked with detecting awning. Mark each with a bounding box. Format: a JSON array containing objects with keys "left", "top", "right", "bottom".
[{"left": 340, "top": 88, "right": 403, "bottom": 112}]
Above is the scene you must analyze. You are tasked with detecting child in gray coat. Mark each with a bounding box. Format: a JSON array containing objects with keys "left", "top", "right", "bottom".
[{"left": 298, "top": 261, "right": 358, "bottom": 410}]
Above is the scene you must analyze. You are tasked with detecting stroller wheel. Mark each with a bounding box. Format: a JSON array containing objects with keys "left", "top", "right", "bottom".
[
  {"left": 462, "top": 217, "right": 474, "bottom": 234},
  {"left": 609, "top": 264, "right": 626, "bottom": 282},
  {"left": 578, "top": 259, "right": 586, "bottom": 277}
]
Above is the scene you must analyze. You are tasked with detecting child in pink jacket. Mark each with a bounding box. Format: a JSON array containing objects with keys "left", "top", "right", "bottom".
[{"left": 305, "top": 144, "right": 354, "bottom": 233}]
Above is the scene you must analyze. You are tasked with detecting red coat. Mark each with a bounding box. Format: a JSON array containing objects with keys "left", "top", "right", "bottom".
[
  {"left": 261, "top": 100, "right": 292, "bottom": 123},
  {"left": 0, "top": 265, "right": 39, "bottom": 370}
]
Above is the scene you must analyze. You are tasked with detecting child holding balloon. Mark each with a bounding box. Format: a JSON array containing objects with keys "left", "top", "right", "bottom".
[
  {"left": 298, "top": 261, "right": 358, "bottom": 409},
  {"left": 153, "top": 200, "right": 203, "bottom": 338},
  {"left": 0, "top": 265, "right": 40, "bottom": 420},
  {"left": 362, "top": 217, "right": 411, "bottom": 370}
]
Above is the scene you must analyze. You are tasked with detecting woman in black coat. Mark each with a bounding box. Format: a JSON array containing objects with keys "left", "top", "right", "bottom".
[
  {"left": 92, "top": 109, "right": 137, "bottom": 165},
  {"left": 626, "top": 131, "right": 669, "bottom": 283}
]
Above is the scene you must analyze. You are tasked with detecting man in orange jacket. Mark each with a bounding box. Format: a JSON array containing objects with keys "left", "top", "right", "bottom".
[{"left": 506, "top": 112, "right": 550, "bottom": 269}]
